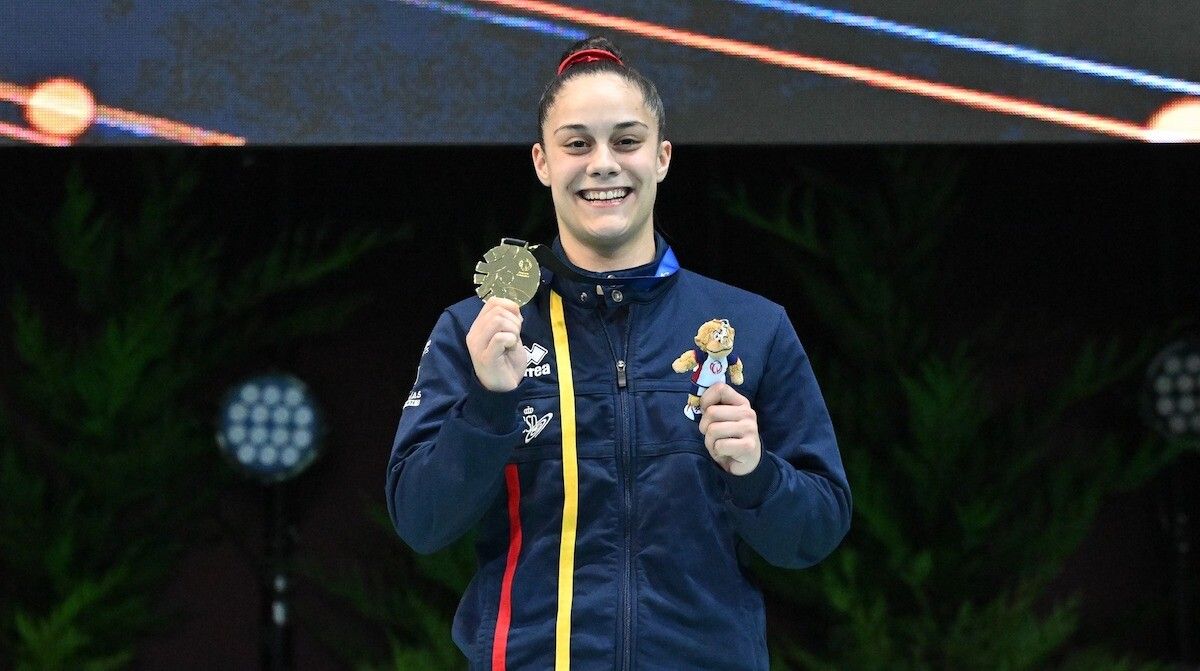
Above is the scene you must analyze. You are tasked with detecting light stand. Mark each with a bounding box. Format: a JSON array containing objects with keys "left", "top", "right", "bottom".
[
  {"left": 216, "top": 374, "right": 324, "bottom": 671},
  {"left": 1141, "top": 339, "right": 1200, "bottom": 665}
]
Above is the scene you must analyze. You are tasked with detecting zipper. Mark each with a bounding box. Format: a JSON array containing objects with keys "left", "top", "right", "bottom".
[{"left": 597, "top": 304, "right": 635, "bottom": 671}]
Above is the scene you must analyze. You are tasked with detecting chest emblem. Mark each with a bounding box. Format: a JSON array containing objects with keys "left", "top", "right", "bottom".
[
  {"left": 522, "top": 406, "right": 554, "bottom": 443},
  {"left": 671, "top": 318, "right": 745, "bottom": 421}
]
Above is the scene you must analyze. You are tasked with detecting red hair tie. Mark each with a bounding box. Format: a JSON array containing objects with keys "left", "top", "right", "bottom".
[{"left": 557, "top": 48, "right": 624, "bottom": 76}]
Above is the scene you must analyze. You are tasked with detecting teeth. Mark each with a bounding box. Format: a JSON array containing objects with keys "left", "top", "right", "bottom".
[{"left": 581, "top": 188, "right": 629, "bottom": 201}]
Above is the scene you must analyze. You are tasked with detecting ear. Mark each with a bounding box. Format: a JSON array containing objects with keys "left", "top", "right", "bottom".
[
  {"left": 655, "top": 140, "right": 672, "bottom": 182},
  {"left": 532, "top": 142, "right": 551, "bottom": 186}
]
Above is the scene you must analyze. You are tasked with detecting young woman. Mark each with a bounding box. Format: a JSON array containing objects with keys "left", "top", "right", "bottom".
[{"left": 387, "top": 36, "right": 850, "bottom": 670}]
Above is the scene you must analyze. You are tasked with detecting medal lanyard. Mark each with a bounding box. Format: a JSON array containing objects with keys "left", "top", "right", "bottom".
[
  {"left": 475, "top": 238, "right": 679, "bottom": 307},
  {"left": 522, "top": 239, "right": 680, "bottom": 292}
]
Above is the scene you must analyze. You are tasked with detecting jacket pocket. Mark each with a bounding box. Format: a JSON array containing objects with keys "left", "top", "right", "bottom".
[
  {"left": 510, "top": 391, "right": 615, "bottom": 462},
  {"left": 627, "top": 384, "right": 711, "bottom": 465}
]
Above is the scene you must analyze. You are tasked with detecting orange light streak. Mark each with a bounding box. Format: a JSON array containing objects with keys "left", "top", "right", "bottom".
[
  {"left": 0, "top": 120, "right": 70, "bottom": 146},
  {"left": 1146, "top": 98, "right": 1200, "bottom": 142},
  {"left": 1, "top": 80, "right": 244, "bottom": 145},
  {"left": 471, "top": 0, "right": 1154, "bottom": 141},
  {"left": 25, "top": 78, "right": 96, "bottom": 138}
]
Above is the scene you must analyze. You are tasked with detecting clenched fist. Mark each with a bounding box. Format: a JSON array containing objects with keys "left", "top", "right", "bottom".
[
  {"left": 698, "top": 383, "right": 762, "bottom": 475},
  {"left": 466, "top": 297, "right": 528, "bottom": 392}
]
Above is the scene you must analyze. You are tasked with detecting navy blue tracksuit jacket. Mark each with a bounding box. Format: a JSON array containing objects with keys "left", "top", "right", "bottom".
[{"left": 387, "top": 235, "right": 851, "bottom": 670}]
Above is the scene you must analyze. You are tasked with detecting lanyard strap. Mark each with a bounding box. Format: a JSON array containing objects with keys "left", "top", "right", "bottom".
[
  {"left": 549, "top": 290, "right": 578, "bottom": 671},
  {"left": 511, "top": 239, "right": 680, "bottom": 292}
]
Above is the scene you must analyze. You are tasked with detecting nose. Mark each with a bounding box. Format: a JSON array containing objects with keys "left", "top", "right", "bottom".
[{"left": 587, "top": 143, "right": 620, "bottom": 178}]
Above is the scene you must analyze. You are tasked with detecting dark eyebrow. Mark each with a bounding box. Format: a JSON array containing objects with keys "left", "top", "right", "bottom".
[
  {"left": 554, "top": 120, "right": 650, "bottom": 134},
  {"left": 614, "top": 121, "right": 650, "bottom": 132}
]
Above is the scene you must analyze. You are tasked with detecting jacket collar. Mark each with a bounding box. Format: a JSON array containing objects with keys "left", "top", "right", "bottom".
[{"left": 543, "top": 231, "right": 680, "bottom": 306}]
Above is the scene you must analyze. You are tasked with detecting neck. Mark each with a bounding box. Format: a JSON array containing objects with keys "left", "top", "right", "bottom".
[{"left": 559, "top": 230, "right": 656, "bottom": 273}]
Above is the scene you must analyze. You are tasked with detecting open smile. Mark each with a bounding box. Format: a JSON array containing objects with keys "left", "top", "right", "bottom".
[{"left": 577, "top": 187, "right": 632, "bottom": 208}]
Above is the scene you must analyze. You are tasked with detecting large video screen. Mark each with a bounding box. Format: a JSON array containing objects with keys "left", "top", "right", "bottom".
[{"left": 3, "top": 1, "right": 1198, "bottom": 145}]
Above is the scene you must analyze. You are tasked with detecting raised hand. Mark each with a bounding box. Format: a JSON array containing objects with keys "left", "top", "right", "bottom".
[{"left": 465, "top": 297, "right": 528, "bottom": 392}]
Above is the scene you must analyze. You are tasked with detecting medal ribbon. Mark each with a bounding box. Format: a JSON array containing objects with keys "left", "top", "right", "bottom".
[{"left": 522, "top": 240, "right": 681, "bottom": 292}]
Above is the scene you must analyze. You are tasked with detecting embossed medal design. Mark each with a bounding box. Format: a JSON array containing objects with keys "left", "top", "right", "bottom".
[{"left": 474, "top": 239, "right": 541, "bottom": 306}]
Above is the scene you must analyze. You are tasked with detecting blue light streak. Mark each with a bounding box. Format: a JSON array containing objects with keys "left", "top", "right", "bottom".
[
  {"left": 728, "top": 0, "right": 1200, "bottom": 96},
  {"left": 387, "top": 0, "right": 587, "bottom": 40}
]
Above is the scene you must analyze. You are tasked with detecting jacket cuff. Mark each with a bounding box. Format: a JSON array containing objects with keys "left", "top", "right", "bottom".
[
  {"left": 459, "top": 378, "right": 522, "bottom": 435},
  {"left": 718, "top": 451, "right": 781, "bottom": 509}
]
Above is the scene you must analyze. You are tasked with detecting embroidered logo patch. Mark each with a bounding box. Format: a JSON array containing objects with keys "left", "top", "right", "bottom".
[
  {"left": 521, "top": 405, "right": 553, "bottom": 443},
  {"left": 671, "top": 318, "right": 746, "bottom": 421},
  {"left": 524, "top": 342, "right": 552, "bottom": 378}
]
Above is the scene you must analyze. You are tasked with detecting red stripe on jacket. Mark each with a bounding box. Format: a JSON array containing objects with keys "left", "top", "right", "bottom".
[{"left": 491, "top": 464, "right": 523, "bottom": 670}]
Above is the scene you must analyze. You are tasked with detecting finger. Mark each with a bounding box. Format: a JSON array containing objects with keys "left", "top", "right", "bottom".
[
  {"left": 700, "top": 383, "right": 749, "bottom": 413},
  {"left": 476, "top": 311, "right": 522, "bottom": 347},
  {"left": 704, "top": 419, "right": 744, "bottom": 444},
  {"left": 489, "top": 309, "right": 523, "bottom": 335},
  {"left": 469, "top": 300, "right": 521, "bottom": 340},
  {"left": 697, "top": 404, "right": 746, "bottom": 433},
  {"left": 484, "top": 297, "right": 523, "bottom": 319},
  {"left": 485, "top": 330, "right": 520, "bottom": 358},
  {"left": 712, "top": 436, "right": 753, "bottom": 462},
  {"left": 704, "top": 435, "right": 736, "bottom": 468},
  {"left": 478, "top": 298, "right": 523, "bottom": 328}
]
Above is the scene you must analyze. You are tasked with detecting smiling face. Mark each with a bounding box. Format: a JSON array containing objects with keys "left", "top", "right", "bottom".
[{"left": 532, "top": 72, "right": 671, "bottom": 271}]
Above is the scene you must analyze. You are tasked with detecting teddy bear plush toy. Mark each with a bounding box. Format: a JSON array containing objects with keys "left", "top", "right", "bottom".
[{"left": 672, "top": 318, "right": 744, "bottom": 420}]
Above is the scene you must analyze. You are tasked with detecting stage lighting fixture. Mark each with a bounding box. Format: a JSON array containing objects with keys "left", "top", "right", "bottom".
[
  {"left": 1140, "top": 338, "right": 1200, "bottom": 665},
  {"left": 217, "top": 374, "right": 323, "bottom": 483},
  {"left": 1142, "top": 339, "right": 1200, "bottom": 440},
  {"left": 215, "top": 373, "right": 324, "bottom": 671}
]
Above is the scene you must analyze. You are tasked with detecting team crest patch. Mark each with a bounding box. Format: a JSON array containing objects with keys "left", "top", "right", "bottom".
[
  {"left": 671, "top": 318, "right": 745, "bottom": 421},
  {"left": 522, "top": 405, "right": 553, "bottom": 443}
]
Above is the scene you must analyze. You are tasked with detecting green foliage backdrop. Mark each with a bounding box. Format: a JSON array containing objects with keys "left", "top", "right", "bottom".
[
  {"left": 0, "top": 159, "right": 395, "bottom": 669},
  {"left": 721, "top": 150, "right": 1190, "bottom": 670}
]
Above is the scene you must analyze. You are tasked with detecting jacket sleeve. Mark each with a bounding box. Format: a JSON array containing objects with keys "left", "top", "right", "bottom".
[
  {"left": 385, "top": 309, "right": 525, "bottom": 554},
  {"left": 716, "top": 306, "right": 852, "bottom": 569}
]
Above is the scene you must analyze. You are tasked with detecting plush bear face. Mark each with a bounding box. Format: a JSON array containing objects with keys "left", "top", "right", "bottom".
[{"left": 694, "top": 318, "right": 735, "bottom": 357}]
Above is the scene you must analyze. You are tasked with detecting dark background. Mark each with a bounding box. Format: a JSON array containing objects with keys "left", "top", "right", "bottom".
[{"left": 1, "top": 144, "right": 1199, "bottom": 668}]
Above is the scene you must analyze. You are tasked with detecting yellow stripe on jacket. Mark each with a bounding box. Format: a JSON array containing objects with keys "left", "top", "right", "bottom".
[{"left": 550, "top": 291, "right": 578, "bottom": 670}]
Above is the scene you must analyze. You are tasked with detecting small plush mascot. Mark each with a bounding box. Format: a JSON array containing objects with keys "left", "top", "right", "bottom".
[{"left": 672, "top": 318, "right": 744, "bottom": 420}]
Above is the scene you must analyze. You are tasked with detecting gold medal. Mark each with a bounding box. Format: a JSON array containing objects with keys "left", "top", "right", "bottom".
[{"left": 474, "top": 239, "right": 541, "bottom": 306}]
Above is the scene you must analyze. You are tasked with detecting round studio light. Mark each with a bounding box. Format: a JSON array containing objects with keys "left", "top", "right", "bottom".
[
  {"left": 216, "top": 374, "right": 324, "bottom": 483},
  {"left": 1141, "top": 339, "right": 1200, "bottom": 440}
]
